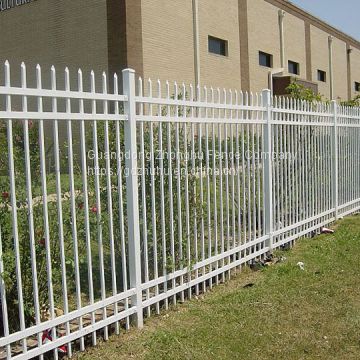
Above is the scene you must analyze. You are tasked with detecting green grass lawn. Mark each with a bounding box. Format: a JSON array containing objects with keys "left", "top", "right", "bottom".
[{"left": 76, "top": 215, "right": 360, "bottom": 360}]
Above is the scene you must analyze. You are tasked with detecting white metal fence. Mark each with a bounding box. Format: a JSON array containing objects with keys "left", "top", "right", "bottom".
[{"left": 0, "top": 61, "right": 359, "bottom": 359}]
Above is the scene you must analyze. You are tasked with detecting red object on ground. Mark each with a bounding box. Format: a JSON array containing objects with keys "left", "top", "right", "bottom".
[
  {"left": 42, "top": 329, "right": 67, "bottom": 354},
  {"left": 2, "top": 191, "right": 9, "bottom": 200}
]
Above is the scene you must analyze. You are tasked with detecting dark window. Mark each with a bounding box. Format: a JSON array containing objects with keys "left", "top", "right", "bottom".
[
  {"left": 288, "top": 60, "right": 300, "bottom": 75},
  {"left": 208, "top": 36, "right": 228, "bottom": 56},
  {"left": 317, "top": 70, "right": 326, "bottom": 82},
  {"left": 259, "top": 51, "right": 272, "bottom": 68},
  {"left": 355, "top": 82, "right": 360, "bottom": 92}
]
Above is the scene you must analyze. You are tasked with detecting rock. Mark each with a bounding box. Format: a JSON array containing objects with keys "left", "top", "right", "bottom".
[
  {"left": 297, "top": 262, "right": 305, "bottom": 270},
  {"left": 321, "top": 227, "right": 335, "bottom": 234}
]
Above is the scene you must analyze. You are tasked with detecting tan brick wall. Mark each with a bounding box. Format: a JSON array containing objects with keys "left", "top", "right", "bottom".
[
  {"left": 141, "top": 0, "right": 195, "bottom": 89},
  {"left": 310, "top": 25, "right": 331, "bottom": 99},
  {"left": 125, "top": 0, "right": 144, "bottom": 77},
  {"left": 310, "top": 25, "right": 349, "bottom": 101},
  {"left": 247, "top": 0, "right": 281, "bottom": 93},
  {"left": 0, "top": 0, "right": 360, "bottom": 103},
  {"left": 197, "top": 0, "right": 241, "bottom": 90},
  {"left": 350, "top": 48, "right": 360, "bottom": 99},
  {"left": 141, "top": 0, "right": 241, "bottom": 92},
  {"left": 0, "top": 0, "right": 110, "bottom": 94},
  {"left": 0, "top": 0, "right": 111, "bottom": 147},
  {"left": 284, "top": 13, "right": 306, "bottom": 79},
  {"left": 332, "top": 37, "right": 348, "bottom": 101}
]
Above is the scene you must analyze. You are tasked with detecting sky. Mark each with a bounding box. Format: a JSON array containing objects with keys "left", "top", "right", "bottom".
[{"left": 291, "top": 0, "right": 360, "bottom": 41}]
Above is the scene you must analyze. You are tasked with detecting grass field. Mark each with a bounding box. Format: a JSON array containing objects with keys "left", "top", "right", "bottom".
[{"left": 76, "top": 215, "right": 360, "bottom": 360}]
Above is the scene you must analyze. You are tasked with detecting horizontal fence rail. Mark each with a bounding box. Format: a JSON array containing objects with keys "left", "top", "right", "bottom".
[{"left": 0, "top": 61, "right": 359, "bottom": 359}]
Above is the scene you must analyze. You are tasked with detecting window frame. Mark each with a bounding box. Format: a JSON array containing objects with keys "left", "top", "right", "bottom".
[
  {"left": 355, "top": 82, "right": 360, "bottom": 92},
  {"left": 317, "top": 69, "right": 327, "bottom": 83},
  {"left": 259, "top": 51, "right": 273, "bottom": 68},
  {"left": 208, "top": 36, "right": 228, "bottom": 57},
  {"left": 288, "top": 60, "right": 300, "bottom": 75}
]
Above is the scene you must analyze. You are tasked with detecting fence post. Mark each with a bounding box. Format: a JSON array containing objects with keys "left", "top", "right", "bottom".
[
  {"left": 122, "top": 68, "right": 144, "bottom": 328},
  {"left": 262, "top": 89, "right": 274, "bottom": 251},
  {"left": 331, "top": 100, "right": 339, "bottom": 219}
]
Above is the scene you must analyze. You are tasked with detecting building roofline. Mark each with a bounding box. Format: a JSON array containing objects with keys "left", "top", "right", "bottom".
[{"left": 264, "top": 0, "right": 360, "bottom": 50}]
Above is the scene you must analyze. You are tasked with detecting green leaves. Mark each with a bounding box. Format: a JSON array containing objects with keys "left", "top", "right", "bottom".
[{"left": 286, "top": 80, "right": 324, "bottom": 103}]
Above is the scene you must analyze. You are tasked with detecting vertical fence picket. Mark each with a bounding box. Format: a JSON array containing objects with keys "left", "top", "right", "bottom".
[
  {"left": 148, "top": 78, "right": 160, "bottom": 315},
  {"left": 175, "top": 85, "right": 184, "bottom": 301},
  {"left": 51, "top": 65, "right": 72, "bottom": 357},
  {"left": 183, "top": 94, "right": 191, "bottom": 298},
  {"left": 157, "top": 80, "right": 168, "bottom": 309},
  {"left": 205, "top": 96, "right": 212, "bottom": 288},
  {"left": 5, "top": 61, "right": 27, "bottom": 353},
  {"left": 102, "top": 72, "right": 119, "bottom": 335},
  {"left": 235, "top": 91, "right": 242, "bottom": 250},
  {"left": 138, "top": 77, "right": 150, "bottom": 318},
  {"left": 224, "top": 90, "right": 230, "bottom": 278},
  {"left": 255, "top": 106, "right": 261, "bottom": 240},
  {"left": 37, "top": 64, "right": 59, "bottom": 359},
  {"left": 331, "top": 100, "right": 339, "bottom": 219},
  {"left": 166, "top": 81, "right": 176, "bottom": 305},
  {"left": 229, "top": 91, "right": 236, "bottom": 266},
  {"left": 64, "top": 68, "right": 84, "bottom": 352},
  {"left": 78, "top": 69, "right": 96, "bottom": 346},
  {"left": 218, "top": 89, "right": 225, "bottom": 282},
  {"left": 241, "top": 107, "right": 247, "bottom": 246},
  {"left": 262, "top": 90, "right": 273, "bottom": 250},
  {"left": 246, "top": 124, "right": 252, "bottom": 245},
  {"left": 192, "top": 86, "right": 199, "bottom": 295},
  {"left": 21, "top": 62, "right": 42, "bottom": 358},
  {"left": 199, "top": 91, "right": 205, "bottom": 292},
  {"left": 211, "top": 89, "right": 219, "bottom": 285},
  {"left": 91, "top": 70, "right": 108, "bottom": 340},
  {"left": 0, "top": 227, "right": 11, "bottom": 359}
]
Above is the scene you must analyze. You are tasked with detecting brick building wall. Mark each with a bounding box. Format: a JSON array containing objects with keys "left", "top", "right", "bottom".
[{"left": 0, "top": 0, "right": 360, "bottom": 101}]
